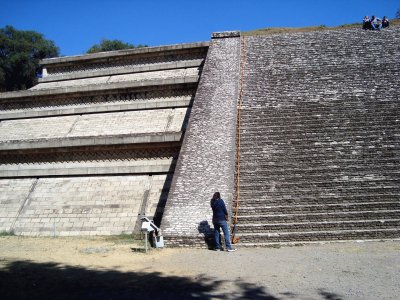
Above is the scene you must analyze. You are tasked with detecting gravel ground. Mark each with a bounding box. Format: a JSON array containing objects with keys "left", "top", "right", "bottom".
[{"left": 0, "top": 236, "right": 399, "bottom": 299}]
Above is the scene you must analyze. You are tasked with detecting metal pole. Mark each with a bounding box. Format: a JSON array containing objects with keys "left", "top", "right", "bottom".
[{"left": 145, "top": 232, "right": 148, "bottom": 253}]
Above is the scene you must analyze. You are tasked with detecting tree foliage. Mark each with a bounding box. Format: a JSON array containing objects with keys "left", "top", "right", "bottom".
[
  {"left": 87, "top": 39, "right": 147, "bottom": 54},
  {"left": 0, "top": 25, "right": 59, "bottom": 92}
]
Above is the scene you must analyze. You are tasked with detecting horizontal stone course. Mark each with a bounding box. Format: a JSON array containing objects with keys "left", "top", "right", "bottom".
[
  {"left": 0, "top": 94, "right": 193, "bottom": 121},
  {"left": 40, "top": 59, "right": 204, "bottom": 83},
  {"left": 0, "top": 158, "right": 174, "bottom": 177},
  {"left": 32, "top": 68, "right": 201, "bottom": 91},
  {"left": 41, "top": 42, "right": 209, "bottom": 66},
  {"left": 0, "top": 108, "right": 187, "bottom": 148}
]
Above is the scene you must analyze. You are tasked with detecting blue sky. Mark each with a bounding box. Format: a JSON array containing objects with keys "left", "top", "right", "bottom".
[{"left": 1, "top": 0, "right": 398, "bottom": 56}]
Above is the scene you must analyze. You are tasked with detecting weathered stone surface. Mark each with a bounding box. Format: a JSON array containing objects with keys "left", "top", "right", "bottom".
[
  {"left": 31, "top": 68, "right": 201, "bottom": 91},
  {"left": 0, "top": 108, "right": 187, "bottom": 145},
  {"left": 212, "top": 31, "right": 240, "bottom": 39},
  {"left": 0, "top": 86, "right": 195, "bottom": 121},
  {"left": 39, "top": 60, "right": 204, "bottom": 83},
  {"left": 41, "top": 42, "right": 209, "bottom": 69},
  {"left": 235, "top": 27, "right": 400, "bottom": 244},
  {"left": 1, "top": 26, "right": 399, "bottom": 245},
  {"left": 0, "top": 41, "right": 208, "bottom": 236},
  {"left": 0, "top": 77, "right": 199, "bottom": 100},
  {"left": 161, "top": 33, "right": 241, "bottom": 246},
  {"left": 0, "top": 179, "right": 36, "bottom": 232},
  {"left": 11, "top": 176, "right": 151, "bottom": 236}
]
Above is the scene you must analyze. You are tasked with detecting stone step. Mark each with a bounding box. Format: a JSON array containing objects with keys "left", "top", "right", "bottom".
[
  {"left": 235, "top": 229, "right": 400, "bottom": 244},
  {"left": 235, "top": 202, "right": 400, "bottom": 215},
  {"left": 232, "top": 195, "right": 399, "bottom": 207},
  {"left": 240, "top": 122, "right": 399, "bottom": 131},
  {"left": 239, "top": 104, "right": 398, "bottom": 114},
  {"left": 239, "top": 144, "right": 399, "bottom": 153},
  {"left": 233, "top": 26, "right": 400, "bottom": 246},
  {"left": 235, "top": 210, "right": 400, "bottom": 223},
  {"left": 235, "top": 219, "right": 400, "bottom": 233},
  {"left": 240, "top": 177, "right": 399, "bottom": 186},
  {"left": 240, "top": 127, "right": 399, "bottom": 135},
  {"left": 240, "top": 108, "right": 398, "bottom": 117},
  {"left": 240, "top": 112, "right": 398, "bottom": 121},
  {"left": 239, "top": 175, "right": 400, "bottom": 185},
  {"left": 239, "top": 147, "right": 399, "bottom": 157},
  {"left": 239, "top": 155, "right": 400, "bottom": 163},
  {"left": 238, "top": 186, "right": 400, "bottom": 198},
  {"left": 241, "top": 110, "right": 397, "bottom": 116}
]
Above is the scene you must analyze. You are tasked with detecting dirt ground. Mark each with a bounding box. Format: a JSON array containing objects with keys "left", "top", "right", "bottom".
[{"left": 0, "top": 236, "right": 399, "bottom": 300}]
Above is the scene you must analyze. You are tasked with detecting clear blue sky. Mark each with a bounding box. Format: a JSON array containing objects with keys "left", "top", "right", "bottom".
[{"left": 1, "top": 0, "right": 398, "bottom": 56}]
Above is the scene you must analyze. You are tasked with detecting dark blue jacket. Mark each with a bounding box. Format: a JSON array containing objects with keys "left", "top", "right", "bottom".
[{"left": 211, "top": 198, "right": 228, "bottom": 222}]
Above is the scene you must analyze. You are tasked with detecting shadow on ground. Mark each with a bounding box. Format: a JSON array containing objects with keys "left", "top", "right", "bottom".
[{"left": 0, "top": 259, "right": 280, "bottom": 300}]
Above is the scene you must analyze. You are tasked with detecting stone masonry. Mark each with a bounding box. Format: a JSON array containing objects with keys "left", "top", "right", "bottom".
[
  {"left": 1, "top": 26, "right": 399, "bottom": 246},
  {"left": 235, "top": 27, "right": 400, "bottom": 245},
  {"left": 161, "top": 32, "right": 241, "bottom": 247},
  {"left": 0, "top": 42, "right": 209, "bottom": 236}
]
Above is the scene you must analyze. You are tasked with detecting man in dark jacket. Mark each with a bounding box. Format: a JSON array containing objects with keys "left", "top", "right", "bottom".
[{"left": 210, "top": 192, "right": 236, "bottom": 252}]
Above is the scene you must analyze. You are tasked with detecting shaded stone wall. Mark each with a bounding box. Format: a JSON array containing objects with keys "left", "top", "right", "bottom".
[
  {"left": 161, "top": 32, "right": 241, "bottom": 247},
  {"left": 236, "top": 27, "right": 400, "bottom": 244}
]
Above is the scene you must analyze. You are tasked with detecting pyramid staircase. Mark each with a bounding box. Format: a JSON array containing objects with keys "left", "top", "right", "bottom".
[{"left": 234, "top": 27, "right": 400, "bottom": 245}]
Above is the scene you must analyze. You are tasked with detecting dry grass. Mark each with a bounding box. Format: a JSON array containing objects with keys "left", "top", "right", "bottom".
[{"left": 243, "top": 19, "right": 400, "bottom": 36}]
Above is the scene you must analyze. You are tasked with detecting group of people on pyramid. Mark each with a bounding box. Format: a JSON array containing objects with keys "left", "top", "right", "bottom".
[{"left": 363, "top": 15, "right": 390, "bottom": 30}]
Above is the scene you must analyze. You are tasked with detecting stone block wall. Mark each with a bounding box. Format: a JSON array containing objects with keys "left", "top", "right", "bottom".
[
  {"left": 0, "top": 108, "right": 187, "bottom": 144},
  {"left": 1, "top": 26, "right": 398, "bottom": 245},
  {"left": 0, "top": 179, "right": 36, "bottom": 232},
  {"left": 0, "top": 42, "right": 208, "bottom": 236},
  {"left": 236, "top": 27, "right": 400, "bottom": 244},
  {"left": 161, "top": 32, "right": 241, "bottom": 247},
  {"left": 31, "top": 68, "right": 200, "bottom": 91}
]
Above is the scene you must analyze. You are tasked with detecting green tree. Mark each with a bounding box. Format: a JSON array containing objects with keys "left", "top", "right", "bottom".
[
  {"left": 87, "top": 39, "right": 147, "bottom": 54},
  {"left": 0, "top": 25, "right": 59, "bottom": 92}
]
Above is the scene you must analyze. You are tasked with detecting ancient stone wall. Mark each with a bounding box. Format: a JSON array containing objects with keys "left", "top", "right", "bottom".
[
  {"left": 161, "top": 32, "right": 241, "bottom": 247},
  {"left": 0, "top": 175, "right": 168, "bottom": 236},
  {"left": 0, "top": 42, "right": 208, "bottom": 236},
  {"left": 1, "top": 26, "right": 399, "bottom": 245},
  {"left": 236, "top": 27, "right": 400, "bottom": 244}
]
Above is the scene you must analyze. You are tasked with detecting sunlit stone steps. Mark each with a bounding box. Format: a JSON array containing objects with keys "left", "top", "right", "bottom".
[{"left": 236, "top": 26, "right": 400, "bottom": 245}]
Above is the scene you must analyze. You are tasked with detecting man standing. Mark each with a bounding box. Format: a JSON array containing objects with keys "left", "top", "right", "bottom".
[{"left": 210, "top": 192, "right": 237, "bottom": 252}]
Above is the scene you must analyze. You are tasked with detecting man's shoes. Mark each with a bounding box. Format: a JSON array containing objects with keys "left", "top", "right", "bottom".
[{"left": 227, "top": 248, "right": 237, "bottom": 252}]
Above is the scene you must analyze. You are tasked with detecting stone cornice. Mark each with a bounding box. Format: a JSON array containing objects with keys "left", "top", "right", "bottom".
[
  {"left": 0, "top": 77, "right": 199, "bottom": 100},
  {"left": 0, "top": 132, "right": 183, "bottom": 151},
  {"left": 40, "top": 42, "right": 210, "bottom": 66}
]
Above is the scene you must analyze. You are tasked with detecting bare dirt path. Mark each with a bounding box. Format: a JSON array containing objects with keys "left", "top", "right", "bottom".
[{"left": 0, "top": 236, "right": 399, "bottom": 299}]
